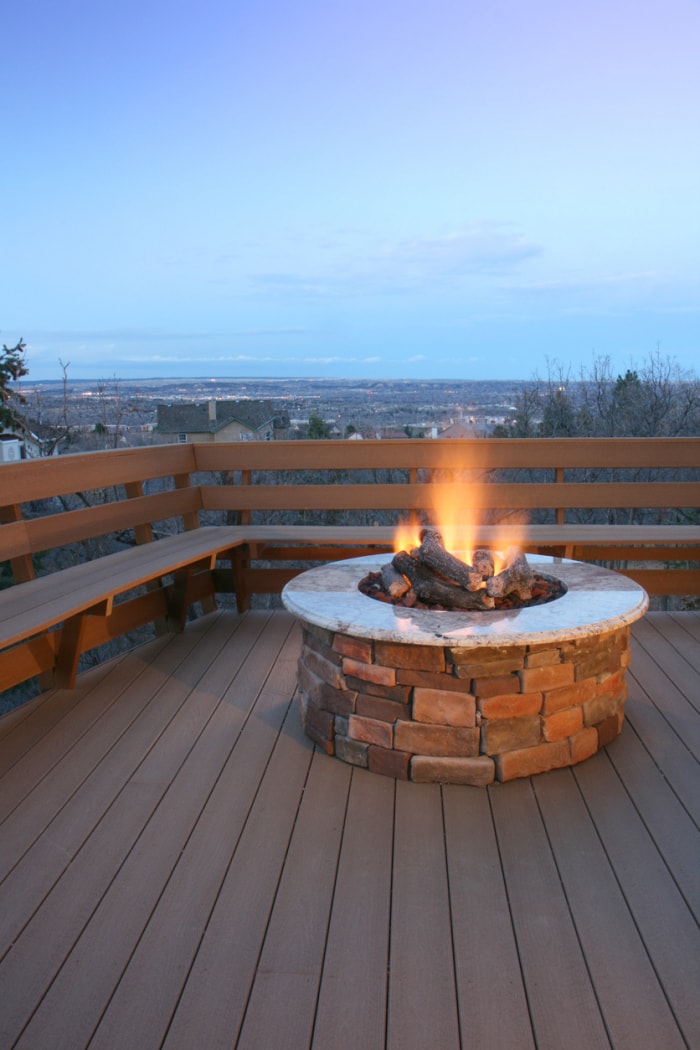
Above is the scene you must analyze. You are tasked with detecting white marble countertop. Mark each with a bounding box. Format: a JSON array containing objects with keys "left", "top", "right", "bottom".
[{"left": 281, "top": 553, "right": 649, "bottom": 648}]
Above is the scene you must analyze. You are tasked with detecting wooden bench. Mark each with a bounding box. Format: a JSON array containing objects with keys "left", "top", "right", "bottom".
[
  {"left": 0, "top": 446, "right": 252, "bottom": 688},
  {"left": 195, "top": 437, "right": 700, "bottom": 606},
  {"left": 1, "top": 437, "right": 699, "bottom": 693}
]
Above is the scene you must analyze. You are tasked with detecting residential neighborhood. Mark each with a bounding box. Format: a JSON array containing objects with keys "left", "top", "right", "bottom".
[{"left": 155, "top": 399, "right": 290, "bottom": 443}]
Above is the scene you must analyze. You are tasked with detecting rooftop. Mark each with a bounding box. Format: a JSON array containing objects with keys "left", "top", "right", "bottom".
[
  {"left": 1, "top": 608, "right": 698, "bottom": 1049},
  {"left": 156, "top": 399, "right": 289, "bottom": 435}
]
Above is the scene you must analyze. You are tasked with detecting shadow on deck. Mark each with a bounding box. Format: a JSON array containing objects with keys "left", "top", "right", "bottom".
[{"left": 1, "top": 610, "right": 699, "bottom": 1050}]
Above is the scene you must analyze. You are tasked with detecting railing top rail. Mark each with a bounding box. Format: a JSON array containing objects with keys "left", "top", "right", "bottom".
[
  {"left": 0, "top": 444, "right": 197, "bottom": 506},
  {"left": 0, "top": 436, "right": 698, "bottom": 510},
  {"left": 199, "top": 480, "right": 700, "bottom": 513},
  {"left": 192, "top": 437, "right": 700, "bottom": 472}
]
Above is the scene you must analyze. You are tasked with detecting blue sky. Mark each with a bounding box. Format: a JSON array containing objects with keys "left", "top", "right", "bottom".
[{"left": 2, "top": 0, "right": 699, "bottom": 381}]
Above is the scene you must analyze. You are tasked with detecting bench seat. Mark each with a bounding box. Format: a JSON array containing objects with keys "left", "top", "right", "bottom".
[
  {"left": 0, "top": 527, "right": 254, "bottom": 687},
  {"left": 6, "top": 521, "right": 698, "bottom": 653}
]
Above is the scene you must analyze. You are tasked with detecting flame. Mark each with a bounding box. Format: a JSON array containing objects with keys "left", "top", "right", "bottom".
[
  {"left": 428, "top": 483, "right": 477, "bottom": 559},
  {"left": 392, "top": 449, "right": 530, "bottom": 567},
  {"left": 487, "top": 512, "right": 531, "bottom": 571},
  {"left": 393, "top": 519, "right": 421, "bottom": 553}
]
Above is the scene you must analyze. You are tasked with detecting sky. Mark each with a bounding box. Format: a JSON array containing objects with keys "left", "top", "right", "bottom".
[{"left": 2, "top": 0, "right": 699, "bottom": 382}]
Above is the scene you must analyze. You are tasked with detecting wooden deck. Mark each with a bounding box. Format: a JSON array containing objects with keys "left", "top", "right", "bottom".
[{"left": 1, "top": 609, "right": 698, "bottom": 1050}]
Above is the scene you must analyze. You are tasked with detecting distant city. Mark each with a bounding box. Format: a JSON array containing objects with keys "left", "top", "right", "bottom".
[{"left": 16, "top": 376, "right": 538, "bottom": 447}]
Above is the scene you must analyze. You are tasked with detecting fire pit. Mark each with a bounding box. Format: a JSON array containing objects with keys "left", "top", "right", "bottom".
[
  {"left": 282, "top": 551, "right": 648, "bottom": 785},
  {"left": 360, "top": 528, "right": 565, "bottom": 611}
]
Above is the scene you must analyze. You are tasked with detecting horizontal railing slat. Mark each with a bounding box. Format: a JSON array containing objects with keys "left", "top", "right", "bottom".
[
  {"left": 616, "top": 568, "right": 700, "bottom": 594},
  {"left": 199, "top": 481, "right": 700, "bottom": 513},
  {"left": 193, "top": 437, "right": 700, "bottom": 473},
  {"left": 0, "top": 444, "right": 197, "bottom": 505},
  {"left": 0, "top": 489, "right": 204, "bottom": 561}
]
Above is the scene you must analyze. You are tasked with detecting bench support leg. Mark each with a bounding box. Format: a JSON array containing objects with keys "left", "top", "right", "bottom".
[
  {"left": 55, "top": 613, "right": 90, "bottom": 689},
  {"left": 165, "top": 564, "right": 218, "bottom": 631},
  {"left": 231, "top": 545, "right": 251, "bottom": 612},
  {"left": 167, "top": 569, "right": 198, "bottom": 632}
]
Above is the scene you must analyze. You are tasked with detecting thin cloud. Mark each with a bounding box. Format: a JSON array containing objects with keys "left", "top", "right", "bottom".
[
  {"left": 26, "top": 328, "right": 219, "bottom": 342},
  {"left": 248, "top": 273, "right": 335, "bottom": 297},
  {"left": 112, "top": 352, "right": 386, "bottom": 367},
  {"left": 26, "top": 326, "right": 312, "bottom": 342},
  {"left": 377, "top": 224, "right": 543, "bottom": 277},
  {"left": 119, "top": 353, "right": 300, "bottom": 364},
  {"left": 515, "top": 271, "right": 658, "bottom": 293},
  {"left": 244, "top": 222, "right": 543, "bottom": 301}
]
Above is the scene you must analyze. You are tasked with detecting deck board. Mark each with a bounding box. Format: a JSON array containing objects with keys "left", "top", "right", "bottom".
[
  {"left": 490, "top": 779, "right": 611, "bottom": 1050},
  {"left": 311, "top": 769, "right": 394, "bottom": 1050},
  {"left": 234, "top": 751, "right": 352, "bottom": 1050},
  {"left": 443, "top": 785, "right": 536, "bottom": 1048},
  {"left": 90, "top": 620, "right": 304, "bottom": 1050},
  {"left": 0, "top": 609, "right": 698, "bottom": 1050},
  {"left": 387, "top": 782, "right": 461, "bottom": 1050},
  {"left": 629, "top": 635, "right": 700, "bottom": 755},
  {"left": 16, "top": 614, "right": 296, "bottom": 1050},
  {"left": 633, "top": 614, "right": 700, "bottom": 718},
  {"left": 163, "top": 699, "right": 314, "bottom": 1050},
  {"left": 534, "top": 770, "right": 688, "bottom": 1050},
  {"left": 605, "top": 721, "right": 700, "bottom": 917},
  {"left": 574, "top": 753, "right": 700, "bottom": 1048},
  {"left": 624, "top": 672, "right": 700, "bottom": 823}
]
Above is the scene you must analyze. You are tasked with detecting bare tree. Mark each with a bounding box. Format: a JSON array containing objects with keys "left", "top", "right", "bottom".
[{"left": 575, "top": 350, "right": 700, "bottom": 437}]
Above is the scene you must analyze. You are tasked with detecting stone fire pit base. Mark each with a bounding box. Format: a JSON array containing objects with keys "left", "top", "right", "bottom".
[
  {"left": 284, "top": 554, "right": 649, "bottom": 785},
  {"left": 297, "top": 622, "right": 630, "bottom": 784}
]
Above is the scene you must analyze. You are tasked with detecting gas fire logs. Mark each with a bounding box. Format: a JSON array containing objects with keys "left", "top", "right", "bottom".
[{"left": 364, "top": 528, "right": 545, "bottom": 611}]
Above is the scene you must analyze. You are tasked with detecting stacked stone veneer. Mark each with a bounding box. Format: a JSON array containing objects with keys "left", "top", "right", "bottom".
[{"left": 297, "top": 622, "right": 630, "bottom": 784}]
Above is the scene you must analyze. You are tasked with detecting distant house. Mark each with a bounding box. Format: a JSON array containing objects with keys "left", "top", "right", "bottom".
[
  {"left": 156, "top": 400, "right": 290, "bottom": 444},
  {"left": 0, "top": 432, "right": 23, "bottom": 462},
  {"left": 373, "top": 427, "right": 412, "bottom": 440},
  {"left": 0, "top": 426, "right": 58, "bottom": 459}
]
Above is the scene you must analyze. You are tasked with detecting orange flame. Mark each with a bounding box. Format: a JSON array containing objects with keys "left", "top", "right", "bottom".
[
  {"left": 427, "top": 481, "right": 477, "bottom": 559},
  {"left": 393, "top": 519, "right": 421, "bottom": 554},
  {"left": 393, "top": 449, "right": 530, "bottom": 567}
]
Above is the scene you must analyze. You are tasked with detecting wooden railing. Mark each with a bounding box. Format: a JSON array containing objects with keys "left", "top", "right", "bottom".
[{"left": 1, "top": 437, "right": 699, "bottom": 693}]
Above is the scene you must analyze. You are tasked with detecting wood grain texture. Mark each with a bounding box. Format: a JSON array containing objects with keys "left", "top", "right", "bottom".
[{"left": 0, "top": 610, "right": 697, "bottom": 1049}]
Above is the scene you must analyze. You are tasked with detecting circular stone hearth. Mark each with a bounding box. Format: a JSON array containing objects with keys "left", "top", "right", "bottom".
[{"left": 282, "top": 554, "right": 648, "bottom": 785}]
